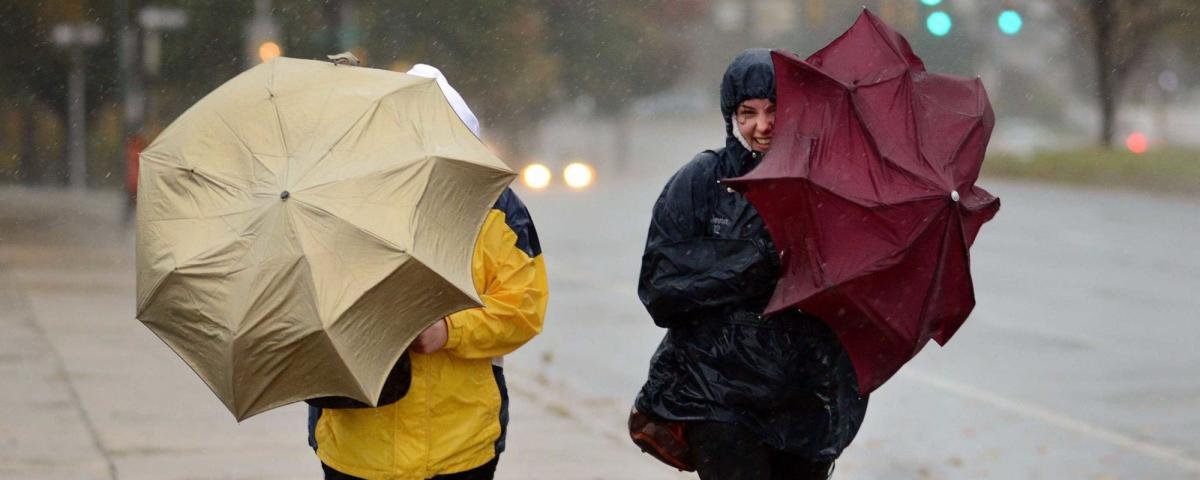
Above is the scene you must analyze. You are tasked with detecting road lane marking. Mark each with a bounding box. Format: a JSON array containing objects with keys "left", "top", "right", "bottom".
[
  {"left": 901, "top": 369, "right": 1200, "bottom": 473},
  {"left": 551, "top": 262, "right": 1200, "bottom": 472}
]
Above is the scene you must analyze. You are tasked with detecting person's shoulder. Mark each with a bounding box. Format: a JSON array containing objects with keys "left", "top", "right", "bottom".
[
  {"left": 491, "top": 187, "right": 527, "bottom": 216},
  {"left": 680, "top": 149, "right": 722, "bottom": 176},
  {"left": 490, "top": 188, "right": 541, "bottom": 258},
  {"left": 667, "top": 148, "right": 724, "bottom": 190}
]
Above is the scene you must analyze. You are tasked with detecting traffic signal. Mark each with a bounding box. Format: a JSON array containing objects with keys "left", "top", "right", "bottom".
[
  {"left": 926, "top": 11, "right": 952, "bottom": 37},
  {"left": 998, "top": 10, "right": 1023, "bottom": 36},
  {"left": 920, "top": 0, "right": 942, "bottom": 5}
]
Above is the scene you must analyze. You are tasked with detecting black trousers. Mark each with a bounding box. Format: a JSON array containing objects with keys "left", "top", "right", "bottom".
[
  {"left": 687, "top": 422, "right": 834, "bottom": 480},
  {"left": 322, "top": 456, "right": 499, "bottom": 480}
]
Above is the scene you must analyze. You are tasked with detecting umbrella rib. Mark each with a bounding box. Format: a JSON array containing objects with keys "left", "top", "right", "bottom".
[
  {"left": 283, "top": 205, "right": 362, "bottom": 325},
  {"left": 866, "top": 15, "right": 916, "bottom": 70},
  {"left": 303, "top": 79, "right": 338, "bottom": 159},
  {"left": 839, "top": 292, "right": 916, "bottom": 351},
  {"left": 141, "top": 155, "right": 249, "bottom": 196},
  {"left": 796, "top": 179, "right": 951, "bottom": 289},
  {"left": 289, "top": 100, "right": 385, "bottom": 190},
  {"left": 228, "top": 255, "right": 372, "bottom": 415},
  {"left": 832, "top": 201, "right": 950, "bottom": 292},
  {"left": 290, "top": 81, "right": 431, "bottom": 190},
  {"left": 847, "top": 92, "right": 942, "bottom": 192},
  {"left": 908, "top": 94, "right": 946, "bottom": 185},
  {"left": 267, "top": 60, "right": 291, "bottom": 185},
  {"left": 162, "top": 208, "right": 270, "bottom": 273},
  {"left": 910, "top": 87, "right": 985, "bottom": 187},
  {"left": 292, "top": 154, "right": 428, "bottom": 194},
  {"left": 142, "top": 203, "right": 266, "bottom": 225},
  {"left": 862, "top": 15, "right": 949, "bottom": 187},
  {"left": 777, "top": 176, "right": 951, "bottom": 211},
  {"left": 944, "top": 116, "right": 986, "bottom": 190},
  {"left": 212, "top": 111, "right": 282, "bottom": 184},
  {"left": 135, "top": 270, "right": 172, "bottom": 317},
  {"left": 854, "top": 69, "right": 907, "bottom": 90},
  {"left": 270, "top": 97, "right": 291, "bottom": 185},
  {"left": 910, "top": 210, "right": 954, "bottom": 350},
  {"left": 290, "top": 197, "right": 409, "bottom": 254}
]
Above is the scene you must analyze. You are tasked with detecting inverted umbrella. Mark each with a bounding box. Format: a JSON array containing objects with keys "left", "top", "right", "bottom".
[
  {"left": 724, "top": 10, "right": 1000, "bottom": 394},
  {"left": 136, "top": 57, "right": 514, "bottom": 420}
]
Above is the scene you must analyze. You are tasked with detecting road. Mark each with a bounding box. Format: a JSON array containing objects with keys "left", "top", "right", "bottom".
[
  {"left": 1, "top": 174, "right": 1197, "bottom": 479},
  {"left": 510, "top": 174, "right": 1200, "bottom": 480}
]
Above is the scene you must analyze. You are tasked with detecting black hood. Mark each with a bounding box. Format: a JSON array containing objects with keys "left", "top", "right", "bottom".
[{"left": 720, "top": 48, "right": 776, "bottom": 153}]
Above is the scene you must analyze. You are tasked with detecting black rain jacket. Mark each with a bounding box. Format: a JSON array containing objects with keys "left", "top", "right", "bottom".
[{"left": 634, "top": 48, "right": 868, "bottom": 460}]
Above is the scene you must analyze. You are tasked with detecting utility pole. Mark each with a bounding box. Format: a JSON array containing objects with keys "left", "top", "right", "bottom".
[
  {"left": 245, "top": 0, "right": 282, "bottom": 67},
  {"left": 323, "top": 0, "right": 359, "bottom": 54},
  {"left": 115, "top": 0, "right": 138, "bottom": 188},
  {"left": 138, "top": 6, "right": 188, "bottom": 133},
  {"left": 51, "top": 22, "right": 104, "bottom": 190}
]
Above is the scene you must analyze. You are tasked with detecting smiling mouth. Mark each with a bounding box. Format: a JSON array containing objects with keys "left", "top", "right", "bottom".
[{"left": 754, "top": 137, "right": 772, "bottom": 147}]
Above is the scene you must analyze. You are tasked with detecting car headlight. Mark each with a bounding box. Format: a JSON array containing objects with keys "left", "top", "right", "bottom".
[
  {"left": 521, "top": 163, "right": 552, "bottom": 190},
  {"left": 563, "top": 162, "right": 594, "bottom": 190}
]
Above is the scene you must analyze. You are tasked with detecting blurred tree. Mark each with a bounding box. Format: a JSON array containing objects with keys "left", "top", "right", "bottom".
[
  {"left": 153, "top": 0, "right": 253, "bottom": 122},
  {"left": 0, "top": 0, "right": 120, "bottom": 185},
  {"left": 341, "top": 0, "right": 695, "bottom": 161},
  {"left": 340, "top": 0, "right": 559, "bottom": 157},
  {"left": 1053, "top": 0, "right": 1195, "bottom": 147},
  {"left": 2, "top": 0, "right": 699, "bottom": 182},
  {"left": 543, "top": 0, "right": 697, "bottom": 170}
]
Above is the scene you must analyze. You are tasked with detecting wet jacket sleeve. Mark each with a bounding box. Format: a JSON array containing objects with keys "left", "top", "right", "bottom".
[
  {"left": 443, "top": 207, "right": 548, "bottom": 359},
  {"left": 638, "top": 160, "right": 775, "bottom": 328}
]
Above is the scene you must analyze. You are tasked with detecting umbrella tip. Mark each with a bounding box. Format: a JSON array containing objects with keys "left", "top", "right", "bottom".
[{"left": 327, "top": 52, "right": 360, "bottom": 66}]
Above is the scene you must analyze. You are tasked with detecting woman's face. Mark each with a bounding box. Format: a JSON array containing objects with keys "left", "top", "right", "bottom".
[{"left": 736, "top": 98, "right": 776, "bottom": 153}]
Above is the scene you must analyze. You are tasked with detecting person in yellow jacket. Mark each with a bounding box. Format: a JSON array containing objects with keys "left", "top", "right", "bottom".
[{"left": 308, "top": 65, "right": 549, "bottom": 480}]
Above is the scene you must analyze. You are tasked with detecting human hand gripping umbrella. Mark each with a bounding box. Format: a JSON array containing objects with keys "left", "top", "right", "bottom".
[
  {"left": 724, "top": 10, "right": 1000, "bottom": 394},
  {"left": 135, "top": 57, "right": 514, "bottom": 420}
]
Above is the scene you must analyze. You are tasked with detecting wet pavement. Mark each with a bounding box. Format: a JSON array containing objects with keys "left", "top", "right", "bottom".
[
  {"left": 511, "top": 175, "right": 1200, "bottom": 480},
  {"left": 0, "top": 186, "right": 686, "bottom": 480},
  {"left": 1, "top": 176, "right": 1198, "bottom": 479}
]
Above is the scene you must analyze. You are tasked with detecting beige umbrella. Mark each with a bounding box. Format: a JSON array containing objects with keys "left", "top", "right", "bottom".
[{"left": 135, "top": 57, "right": 514, "bottom": 421}]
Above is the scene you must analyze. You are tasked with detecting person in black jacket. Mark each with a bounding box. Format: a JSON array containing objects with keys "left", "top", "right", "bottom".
[{"left": 633, "top": 48, "right": 868, "bottom": 480}]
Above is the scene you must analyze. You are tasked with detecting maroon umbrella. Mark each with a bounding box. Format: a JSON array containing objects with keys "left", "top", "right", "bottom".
[{"left": 724, "top": 9, "right": 999, "bottom": 394}]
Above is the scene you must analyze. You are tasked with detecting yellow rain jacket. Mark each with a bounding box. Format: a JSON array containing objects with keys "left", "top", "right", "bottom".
[{"left": 311, "top": 189, "right": 548, "bottom": 479}]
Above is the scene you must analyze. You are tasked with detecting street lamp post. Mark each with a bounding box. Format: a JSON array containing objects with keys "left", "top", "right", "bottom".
[
  {"left": 51, "top": 22, "right": 104, "bottom": 190},
  {"left": 137, "top": 6, "right": 188, "bottom": 134},
  {"left": 138, "top": 7, "right": 188, "bottom": 76},
  {"left": 245, "top": 0, "right": 282, "bottom": 67}
]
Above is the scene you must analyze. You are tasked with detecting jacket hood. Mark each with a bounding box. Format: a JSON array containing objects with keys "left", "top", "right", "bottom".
[
  {"left": 407, "top": 63, "right": 482, "bottom": 138},
  {"left": 720, "top": 48, "right": 776, "bottom": 154}
]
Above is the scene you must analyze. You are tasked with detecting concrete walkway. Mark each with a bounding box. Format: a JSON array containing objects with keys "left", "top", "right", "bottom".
[{"left": 0, "top": 186, "right": 687, "bottom": 480}]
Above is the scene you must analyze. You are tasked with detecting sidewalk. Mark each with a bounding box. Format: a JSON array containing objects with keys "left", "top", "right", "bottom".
[{"left": 0, "top": 186, "right": 686, "bottom": 480}]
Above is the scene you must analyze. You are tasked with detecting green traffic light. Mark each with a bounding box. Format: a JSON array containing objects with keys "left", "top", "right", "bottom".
[
  {"left": 998, "top": 10, "right": 1023, "bottom": 36},
  {"left": 921, "top": 0, "right": 942, "bottom": 5},
  {"left": 927, "top": 11, "right": 952, "bottom": 37}
]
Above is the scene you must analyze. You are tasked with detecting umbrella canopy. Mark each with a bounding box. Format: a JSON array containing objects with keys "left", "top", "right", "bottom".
[
  {"left": 724, "top": 10, "right": 1000, "bottom": 394},
  {"left": 135, "top": 57, "right": 514, "bottom": 420}
]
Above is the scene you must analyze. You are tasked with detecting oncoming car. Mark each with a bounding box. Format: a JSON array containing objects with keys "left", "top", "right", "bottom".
[{"left": 520, "top": 160, "right": 595, "bottom": 191}]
